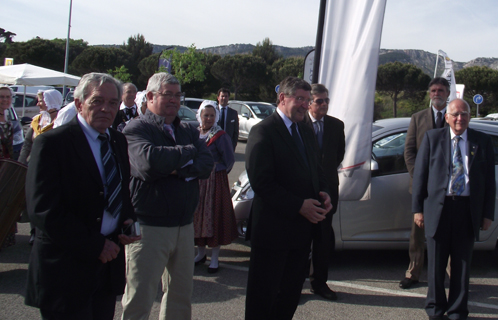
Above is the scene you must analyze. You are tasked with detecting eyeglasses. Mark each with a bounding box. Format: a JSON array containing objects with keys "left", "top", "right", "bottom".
[
  {"left": 310, "top": 98, "right": 330, "bottom": 105},
  {"left": 448, "top": 112, "right": 470, "bottom": 118},
  {"left": 287, "top": 95, "right": 311, "bottom": 104},
  {"left": 154, "top": 91, "right": 184, "bottom": 101}
]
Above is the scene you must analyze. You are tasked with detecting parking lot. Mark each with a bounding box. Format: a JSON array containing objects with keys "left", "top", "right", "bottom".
[{"left": 1, "top": 141, "right": 497, "bottom": 320}]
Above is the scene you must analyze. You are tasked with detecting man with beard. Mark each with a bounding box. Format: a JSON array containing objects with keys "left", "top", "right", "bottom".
[{"left": 400, "top": 77, "right": 450, "bottom": 289}]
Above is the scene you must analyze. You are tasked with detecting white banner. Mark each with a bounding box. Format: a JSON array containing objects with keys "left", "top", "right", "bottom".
[
  {"left": 438, "top": 50, "right": 458, "bottom": 102},
  {"left": 318, "top": 0, "right": 387, "bottom": 201}
]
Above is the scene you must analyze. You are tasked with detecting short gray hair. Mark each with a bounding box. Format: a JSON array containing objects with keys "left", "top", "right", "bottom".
[
  {"left": 146, "top": 73, "right": 181, "bottom": 92},
  {"left": 277, "top": 76, "right": 311, "bottom": 104},
  {"left": 311, "top": 83, "right": 328, "bottom": 96},
  {"left": 74, "top": 73, "right": 123, "bottom": 102}
]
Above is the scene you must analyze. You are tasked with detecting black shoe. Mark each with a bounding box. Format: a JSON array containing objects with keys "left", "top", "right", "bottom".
[
  {"left": 207, "top": 266, "right": 219, "bottom": 274},
  {"left": 399, "top": 277, "right": 418, "bottom": 289},
  {"left": 311, "top": 286, "right": 338, "bottom": 301},
  {"left": 194, "top": 255, "right": 207, "bottom": 266}
]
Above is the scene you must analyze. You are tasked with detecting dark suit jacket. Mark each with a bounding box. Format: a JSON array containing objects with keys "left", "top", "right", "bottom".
[
  {"left": 218, "top": 106, "right": 239, "bottom": 151},
  {"left": 25, "top": 116, "right": 135, "bottom": 312},
  {"left": 303, "top": 113, "right": 345, "bottom": 214},
  {"left": 412, "top": 127, "right": 495, "bottom": 241},
  {"left": 112, "top": 107, "right": 137, "bottom": 129},
  {"left": 245, "top": 111, "right": 329, "bottom": 249}
]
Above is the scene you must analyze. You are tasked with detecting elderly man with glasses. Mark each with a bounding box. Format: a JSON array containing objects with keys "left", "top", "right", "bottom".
[
  {"left": 120, "top": 72, "right": 213, "bottom": 320},
  {"left": 302, "top": 83, "right": 345, "bottom": 301}
]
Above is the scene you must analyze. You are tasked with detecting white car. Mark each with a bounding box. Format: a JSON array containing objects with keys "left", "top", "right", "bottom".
[
  {"left": 228, "top": 101, "right": 276, "bottom": 141},
  {"left": 232, "top": 117, "right": 498, "bottom": 254}
]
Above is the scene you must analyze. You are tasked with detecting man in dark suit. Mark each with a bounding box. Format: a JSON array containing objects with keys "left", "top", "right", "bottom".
[
  {"left": 245, "top": 77, "right": 332, "bottom": 319},
  {"left": 112, "top": 82, "right": 138, "bottom": 130},
  {"left": 412, "top": 98, "right": 495, "bottom": 319},
  {"left": 25, "top": 73, "right": 140, "bottom": 320},
  {"left": 217, "top": 87, "right": 239, "bottom": 150},
  {"left": 400, "top": 77, "right": 450, "bottom": 289},
  {"left": 303, "top": 83, "right": 345, "bottom": 301}
]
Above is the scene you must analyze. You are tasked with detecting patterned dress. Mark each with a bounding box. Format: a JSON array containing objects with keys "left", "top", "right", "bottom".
[{"left": 194, "top": 126, "right": 238, "bottom": 247}]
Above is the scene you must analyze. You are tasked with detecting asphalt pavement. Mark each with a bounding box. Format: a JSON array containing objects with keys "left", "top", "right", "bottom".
[{"left": 1, "top": 141, "right": 498, "bottom": 320}]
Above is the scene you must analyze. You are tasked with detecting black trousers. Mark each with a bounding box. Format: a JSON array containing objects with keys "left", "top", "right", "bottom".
[
  {"left": 310, "top": 211, "right": 333, "bottom": 288},
  {"left": 40, "top": 262, "right": 117, "bottom": 320},
  {"left": 426, "top": 196, "right": 474, "bottom": 320},
  {"left": 245, "top": 242, "right": 311, "bottom": 320}
]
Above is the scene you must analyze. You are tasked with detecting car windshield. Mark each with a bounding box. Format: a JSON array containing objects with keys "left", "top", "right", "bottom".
[
  {"left": 247, "top": 103, "right": 276, "bottom": 119},
  {"left": 178, "top": 106, "right": 197, "bottom": 121}
]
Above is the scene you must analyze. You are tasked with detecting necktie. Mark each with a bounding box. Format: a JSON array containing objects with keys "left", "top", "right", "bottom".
[
  {"left": 98, "top": 134, "right": 122, "bottom": 218},
  {"left": 315, "top": 120, "right": 323, "bottom": 149},
  {"left": 219, "top": 107, "right": 226, "bottom": 130},
  {"left": 450, "top": 136, "right": 465, "bottom": 196},
  {"left": 436, "top": 111, "right": 443, "bottom": 128},
  {"left": 125, "top": 107, "right": 135, "bottom": 119},
  {"left": 291, "top": 123, "right": 309, "bottom": 167},
  {"left": 164, "top": 124, "right": 175, "bottom": 141}
]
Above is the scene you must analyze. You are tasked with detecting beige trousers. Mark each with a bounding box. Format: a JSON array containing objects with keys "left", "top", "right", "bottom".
[{"left": 121, "top": 223, "right": 194, "bottom": 320}]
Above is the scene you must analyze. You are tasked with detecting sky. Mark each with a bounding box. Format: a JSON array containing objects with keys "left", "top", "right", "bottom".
[{"left": 2, "top": 0, "right": 498, "bottom": 62}]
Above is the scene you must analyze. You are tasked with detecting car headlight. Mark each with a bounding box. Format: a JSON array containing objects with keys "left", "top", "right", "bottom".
[{"left": 238, "top": 186, "right": 254, "bottom": 200}]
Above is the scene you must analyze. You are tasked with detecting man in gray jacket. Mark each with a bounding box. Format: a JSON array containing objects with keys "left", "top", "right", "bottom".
[{"left": 121, "top": 73, "right": 213, "bottom": 320}]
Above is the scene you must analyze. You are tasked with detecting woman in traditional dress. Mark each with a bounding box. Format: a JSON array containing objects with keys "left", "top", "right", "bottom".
[
  {"left": 193, "top": 100, "right": 238, "bottom": 273},
  {"left": 19, "top": 89, "right": 63, "bottom": 244}
]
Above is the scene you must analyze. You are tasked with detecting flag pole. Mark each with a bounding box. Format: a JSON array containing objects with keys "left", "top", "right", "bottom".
[{"left": 312, "top": 0, "right": 327, "bottom": 84}]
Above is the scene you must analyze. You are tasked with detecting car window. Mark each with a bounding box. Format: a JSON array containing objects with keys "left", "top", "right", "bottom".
[
  {"left": 372, "top": 132, "right": 407, "bottom": 176},
  {"left": 13, "top": 94, "right": 37, "bottom": 108},
  {"left": 178, "top": 107, "right": 197, "bottom": 121},
  {"left": 185, "top": 100, "right": 202, "bottom": 110},
  {"left": 241, "top": 105, "right": 251, "bottom": 117},
  {"left": 247, "top": 103, "right": 276, "bottom": 119},
  {"left": 229, "top": 103, "right": 242, "bottom": 115}
]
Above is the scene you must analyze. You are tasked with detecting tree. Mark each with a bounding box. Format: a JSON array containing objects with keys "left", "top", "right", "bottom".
[
  {"left": 181, "top": 53, "right": 222, "bottom": 98},
  {"left": 137, "top": 53, "right": 161, "bottom": 89},
  {"left": 455, "top": 66, "right": 498, "bottom": 115},
  {"left": 252, "top": 37, "right": 282, "bottom": 66},
  {"left": 376, "top": 62, "right": 430, "bottom": 117},
  {"left": 121, "top": 34, "right": 153, "bottom": 88},
  {"left": 211, "top": 54, "right": 267, "bottom": 100},
  {"left": 0, "top": 28, "right": 16, "bottom": 44},
  {"left": 108, "top": 65, "right": 132, "bottom": 83},
  {"left": 161, "top": 45, "right": 206, "bottom": 85},
  {"left": 71, "top": 46, "right": 130, "bottom": 75}
]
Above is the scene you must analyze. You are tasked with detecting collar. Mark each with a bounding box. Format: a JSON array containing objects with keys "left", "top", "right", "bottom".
[
  {"left": 277, "top": 108, "right": 294, "bottom": 131},
  {"left": 120, "top": 102, "right": 137, "bottom": 110},
  {"left": 432, "top": 105, "right": 446, "bottom": 116},
  {"left": 143, "top": 109, "right": 181, "bottom": 128},
  {"left": 77, "top": 114, "right": 110, "bottom": 142},
  {"left": 308, "top": 112, "right": 322, "bottom": 122},
  {"left": 449, "top": 128, "right": 468, "bottom": 142}
]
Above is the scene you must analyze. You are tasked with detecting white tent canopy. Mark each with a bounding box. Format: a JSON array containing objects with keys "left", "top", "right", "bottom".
[{"left": 0, "top": 63, "right": 81, "bottom": 86}]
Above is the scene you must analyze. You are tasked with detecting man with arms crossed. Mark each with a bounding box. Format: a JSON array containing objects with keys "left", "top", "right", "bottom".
[
  {"left": 121, "top": 73, "right": 213, "bottom": 320},
  {"left": 303, "top": 83, "right": 345, "bottom": 300},
  {"left": 412, "top": 98, "right": 494, "bottom": 319},
  {"left": 25, "top": 73, "right": 139, "bottom": 320},
  {"left": 400, "top": 77, "right": 450, "bottom": 289},
  {"left": 245, "top": 77, "right": 332, "bottom": 319}
]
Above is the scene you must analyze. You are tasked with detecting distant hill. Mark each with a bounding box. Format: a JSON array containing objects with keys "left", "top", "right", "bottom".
[{"left": 99, "top": 43, "right": 498, "bottom": 75}]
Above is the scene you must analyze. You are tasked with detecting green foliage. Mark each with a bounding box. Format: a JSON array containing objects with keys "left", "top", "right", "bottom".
[
  {"left": 162, "top": 44, "right": 206, "bottom": 85},
  {"left": 455, "top": 66, "right": 498, "bottom": 115},
  {"left": 376, "top": 62, "right": 430, "bottom": 117},
  {"left": 253, "top": 38, "right": 282, "bottom": 66},
  {"left": 181, "top": 53, "right": 222, "bottom": 98},
  {"left": 121, "top": 34, "right": 153, "bottom": 88},
  {"left": 108, "top": 65, "right": 132, "bottom": 83},
  {"left": 0, "top": 28, "right": 16, "bottom": 44},
  {"left": 211, "top": 54, "right": 267, "bottom": 100},
  {"left": 71, "top": 46, "right": 131, "bottom": 75}
]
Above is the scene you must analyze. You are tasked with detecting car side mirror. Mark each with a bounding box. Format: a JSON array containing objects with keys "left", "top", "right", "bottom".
[
  {"left": 242, "top": 113, "right": 250, "bottom": 119},
  {"left": 370, "top": 159, "right": 379, "bottom": 177}
]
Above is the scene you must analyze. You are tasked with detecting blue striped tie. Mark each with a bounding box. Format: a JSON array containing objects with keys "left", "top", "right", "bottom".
[
  {"left": 98, "top": 134, "right": 122, "bottom": 218},
  {"left": 450, "top": 136, "right": 465, "bottom": 196}
]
